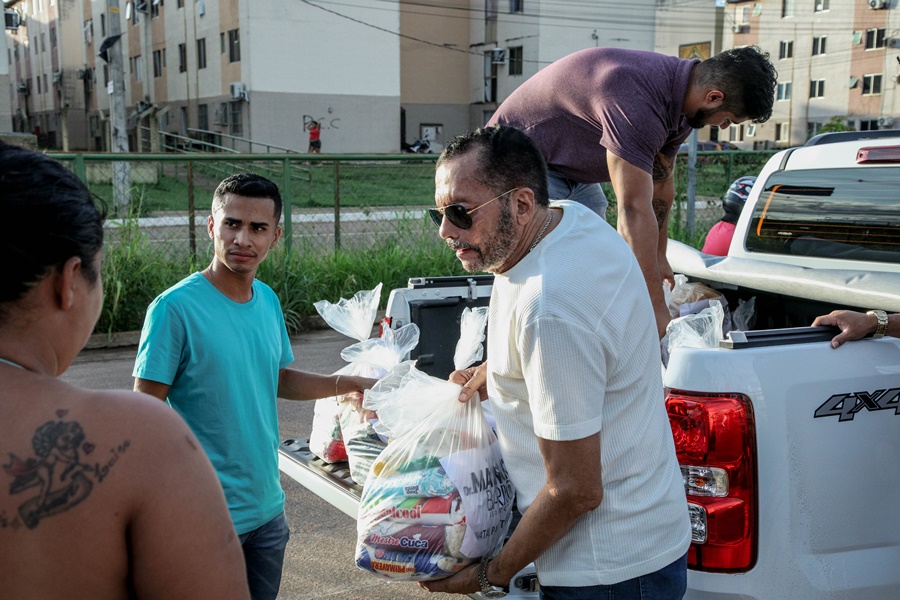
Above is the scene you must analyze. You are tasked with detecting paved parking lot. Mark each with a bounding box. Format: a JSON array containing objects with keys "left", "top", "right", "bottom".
[{"left": 65, "top": 327, "right": 456, "bottom": 600}]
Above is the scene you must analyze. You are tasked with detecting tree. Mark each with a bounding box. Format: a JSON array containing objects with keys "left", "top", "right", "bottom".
[{"left": 818, "top": 116, "right": 855, "bottom": 135}]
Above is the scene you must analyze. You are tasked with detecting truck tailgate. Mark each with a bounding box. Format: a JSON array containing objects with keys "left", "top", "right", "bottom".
[
  {"left": 279, "top": 438, "right": 361, "bottom": 519},
  {"left": 666, "top": 336, "right": 900, "bottom": 599}
]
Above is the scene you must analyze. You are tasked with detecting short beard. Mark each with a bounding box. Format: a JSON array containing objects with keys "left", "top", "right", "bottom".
[
  {"left": 686, "top": 107, "right": 714, "bottom": 129},
  {"left": 447, "top": 201, "right": 518, "bottom": 273}
]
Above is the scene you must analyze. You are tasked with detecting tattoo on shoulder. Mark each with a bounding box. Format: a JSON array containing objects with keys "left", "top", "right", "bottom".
[
  {"left": 652, "top": 154, "right": 674, "bottom": 180},
  {"left": 652, "top": 198, "right": 669, "bottom": 230},
  {"left": 1, "top": 410, "right": 130, "bottom": 530}
]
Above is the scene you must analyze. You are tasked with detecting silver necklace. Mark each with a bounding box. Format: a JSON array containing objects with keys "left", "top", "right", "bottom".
[
  {"left": 529, "top": 212, "right": 554, "bottom": 253},
  {"left": 0, "top": 357, "right": 26, "bottom": 370}
]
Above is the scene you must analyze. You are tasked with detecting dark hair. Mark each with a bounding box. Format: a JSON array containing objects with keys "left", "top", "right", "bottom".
[
  {"left": 696, "top": 46, "right": 777, "bottom": 124},
  {"left": 437, "top": 125, "right": 549, "bottom": 207},
  {"left": 0, "top": 142, "right": 105, "bottom": 308},
  {"left": 213, "top": 173, "right": 282, "bottom": 221}
]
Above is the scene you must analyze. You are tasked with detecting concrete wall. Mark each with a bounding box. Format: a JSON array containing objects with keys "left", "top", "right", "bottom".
[
  {"left": 401, "top": 103, "right": 470, "bottom": 148},
  {"left": 249, "top": 91, "right": 399, "bottom": 153},
  {"left": 239, "top": 0, "right": 401, "bottom": 151},
  {"left": 399, "top": 1, "right": 471, "bottom": 146}
]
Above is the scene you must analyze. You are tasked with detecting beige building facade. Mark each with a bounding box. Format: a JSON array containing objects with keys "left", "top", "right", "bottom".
[{"left": 4, "top": 0, "right": 899, "bottom": 151}]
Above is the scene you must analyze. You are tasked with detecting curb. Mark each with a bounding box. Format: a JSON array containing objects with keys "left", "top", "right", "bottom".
[{"left": 85, "top": 311, "right": 385, "bottom": 350}]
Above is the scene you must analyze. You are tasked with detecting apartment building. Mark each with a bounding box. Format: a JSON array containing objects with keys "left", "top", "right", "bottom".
[
  {"left": 706, "top": 0, "right": 898, "bottom": 148},
  {"left": 5, "top": 0, "right": 898, "bottom": 151},
  {"left": 5, "top": 0, "right": 401, "bottom": 152}
]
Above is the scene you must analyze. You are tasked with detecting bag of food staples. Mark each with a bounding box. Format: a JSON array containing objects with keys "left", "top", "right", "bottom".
[
  {"left": 355, "top": 307, "right": 513, "bottom": 581},
  {"left": 310, "top": 284, "right": 419, "bottom": 486}
]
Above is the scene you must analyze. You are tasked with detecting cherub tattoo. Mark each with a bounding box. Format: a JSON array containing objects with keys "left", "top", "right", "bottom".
[{"left": 3, "top": 411, "right": 129, "bottom": 529}]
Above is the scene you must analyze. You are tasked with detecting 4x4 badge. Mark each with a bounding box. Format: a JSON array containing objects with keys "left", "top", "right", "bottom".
[{"left": 814, "top": 388, "right": 900, "bottom": 422}]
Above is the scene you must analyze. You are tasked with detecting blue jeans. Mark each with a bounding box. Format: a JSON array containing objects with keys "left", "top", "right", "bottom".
[
  {"left": 238, "top": 511, "right": 291, "bottom": 600},
  {"left": 540, "top": 553, "right": 687, "bottom": 600},
  {"left": 547, "top": 169, "right": 609, "bottom": 220}
]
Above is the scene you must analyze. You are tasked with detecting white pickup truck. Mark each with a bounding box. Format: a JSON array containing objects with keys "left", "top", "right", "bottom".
[{"left": 279, "top": 131, "right": 900, "bottom": 599}]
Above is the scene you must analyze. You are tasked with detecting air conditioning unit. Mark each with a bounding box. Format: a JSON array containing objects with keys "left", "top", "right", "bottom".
[
  {"left": 732, "top": 24, "right": 747, "bottom": 34},
  {"left": 878, "top": 117, "right": 894, "bottom": 127},
  {"left": 869, "top": 0, "right": 887, "bottom": 9},
  {"left": 5, "top": 9, "right": 21, "bottom": 30},
  {"left": 52, "top": 71, "right": 62, "bottom": 84},
  {"left": 491, "top": 48, "right": 507, "bottom": 65},
  {"left": 229, "top": 82, "right": 246, "bottom": 101},
  {"left": 16, "top": 81, "right": 28, "bottom": 94},
  {"left": 887, "top": 37, "right": 900, "bottom": 48}
]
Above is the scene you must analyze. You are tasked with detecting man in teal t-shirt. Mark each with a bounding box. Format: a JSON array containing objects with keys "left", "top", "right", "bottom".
[{"left": 133, "top": 173, "right": 374, "bottom": 600}]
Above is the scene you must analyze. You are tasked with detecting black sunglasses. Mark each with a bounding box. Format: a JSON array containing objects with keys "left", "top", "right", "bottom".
[{"left": 428, "top": 188, "right": 519, "bottom": 230}]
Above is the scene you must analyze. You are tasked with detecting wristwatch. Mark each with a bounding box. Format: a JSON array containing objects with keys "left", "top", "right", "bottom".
[
  {"left": 477, "top": 556, "right": 509, "bottom": 598},
  {"left": 867, "top": 310, "right": 888, "bottom": 339}
]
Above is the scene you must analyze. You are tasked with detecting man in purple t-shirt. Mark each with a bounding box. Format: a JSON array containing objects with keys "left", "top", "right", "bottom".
[{"left": 488, "top": 46, "right": 776, "bottom": 338}]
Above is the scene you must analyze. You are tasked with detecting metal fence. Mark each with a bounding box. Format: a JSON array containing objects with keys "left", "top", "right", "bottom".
[{"left": 49, "top": 150, "right": 777, "bottom": 262}]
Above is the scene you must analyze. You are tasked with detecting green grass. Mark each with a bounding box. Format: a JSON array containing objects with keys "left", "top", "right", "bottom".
[
  {"left": 96, "top": 220, "right": 466, "bottom": 336},
  {"left": 88, "top": 151, "right": 780, "bottom": 335}
]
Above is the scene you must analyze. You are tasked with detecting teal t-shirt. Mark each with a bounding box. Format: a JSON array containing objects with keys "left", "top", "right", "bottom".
[{"left": 133, "top": 272, "right": 294, "bottom": 535}]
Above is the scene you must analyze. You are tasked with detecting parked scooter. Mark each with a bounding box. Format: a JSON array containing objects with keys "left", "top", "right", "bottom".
[{"left": 402, "top": 138, "right": 433, "bottom": 153}]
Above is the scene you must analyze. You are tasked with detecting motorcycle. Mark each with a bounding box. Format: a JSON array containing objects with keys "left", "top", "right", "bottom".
[{"left": 401, "top": 138, "right": 441, "bottom": 154}]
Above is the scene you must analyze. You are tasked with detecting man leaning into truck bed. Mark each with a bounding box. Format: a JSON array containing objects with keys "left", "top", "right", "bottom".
[{"left": 420, "top": 125, "right": 691, "bottom": 599}]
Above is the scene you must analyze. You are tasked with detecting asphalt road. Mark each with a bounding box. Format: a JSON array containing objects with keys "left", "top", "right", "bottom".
[{"left": 62, "top": 327, "right": 457, "bottom": 600}]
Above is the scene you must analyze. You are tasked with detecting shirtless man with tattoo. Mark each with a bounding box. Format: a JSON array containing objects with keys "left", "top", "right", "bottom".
[
  {"left": 488, "top": 47, "right": 777, "bottom": 336},
  {"left": 0, "top": 142, "right": 249, "bottom": 600}
]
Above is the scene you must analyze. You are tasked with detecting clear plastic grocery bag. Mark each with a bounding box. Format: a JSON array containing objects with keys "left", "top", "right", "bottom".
[
  {"left": 308, "top": 284, "right": 384, "bottom": 465},
  {"left": 665, "top": 299, "right": 725, "bottom": 354},
  {"left": 355, "top": 361, "right": 514, "bottom": 581},
  {"left": 664, "top": 274, "right": 727, "bottom": 318},
  {"left": 309, "top": 283, "right": 419, "bottom": 477},
  {"left": 336, "top": 324, "right": 420, "bottom": 484}
]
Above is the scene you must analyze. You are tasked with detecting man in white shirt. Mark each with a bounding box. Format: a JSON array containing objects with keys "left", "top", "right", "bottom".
[{"left": 421, "top": 125, "right": 691, "bottom": 599}]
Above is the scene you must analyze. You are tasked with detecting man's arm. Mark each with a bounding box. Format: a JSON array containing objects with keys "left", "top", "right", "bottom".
[
  {"left": 652, "top": 153, "right": 676, "bottom": 289},
  {"left": 421, "top": 433, "right": 603, "bottom": 594},
  {"left": 277, "top": 368, "right": 375, "bottom": 401},
  {"left": 134, "top": 378, "right": 171, "bottom": 402},
  {"left": 813, "top": 310, "right": 900, "bottom": 348},
  {"left": 608, "top": 151, "right": 672, "bottom": 338}
]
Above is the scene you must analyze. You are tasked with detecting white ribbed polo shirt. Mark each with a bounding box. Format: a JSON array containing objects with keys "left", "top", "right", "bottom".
[{"left": 487, "top": 200, "right": 690, "bottom": 586}]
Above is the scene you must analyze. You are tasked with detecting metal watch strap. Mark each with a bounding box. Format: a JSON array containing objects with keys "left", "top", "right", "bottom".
[
  {"left": 478, "top": 556, "right": 509, "bottom": 598},
  {"left": 867, "top": 310, "right": 888, "bottom": 338}
]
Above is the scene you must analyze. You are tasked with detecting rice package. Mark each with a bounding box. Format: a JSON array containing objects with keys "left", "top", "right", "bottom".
[
  {"left": 355, "top": 308, "right": 514, "bottom": 581},
  {"left": 310, "top": 284, "right": 419, "bottom": 485}
]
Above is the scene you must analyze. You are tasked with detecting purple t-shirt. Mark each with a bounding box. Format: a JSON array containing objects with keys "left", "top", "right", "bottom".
[{"left": 488, "top": 48, "right": 697, "bottom": 184}]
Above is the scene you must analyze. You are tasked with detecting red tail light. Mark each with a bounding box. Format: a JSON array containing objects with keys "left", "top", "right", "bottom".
[
  {"left": 666, "top": 390, "right": 758, "bottom": 572},
  {"left": 378, "top": 316, "right": 392, "bottom": 338}
]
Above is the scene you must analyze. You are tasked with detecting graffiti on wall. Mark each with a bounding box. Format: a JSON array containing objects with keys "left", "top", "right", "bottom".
[{"left": 303, "top": 114, "right": 341, "bottom": 130}]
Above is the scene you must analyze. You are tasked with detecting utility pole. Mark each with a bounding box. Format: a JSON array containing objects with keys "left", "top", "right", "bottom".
[
  {"left": 139, "top": 1, "right": 158, "bottom": 152},
  {"left": 107, "top": 0, "right": 131, "bottom": 214}
]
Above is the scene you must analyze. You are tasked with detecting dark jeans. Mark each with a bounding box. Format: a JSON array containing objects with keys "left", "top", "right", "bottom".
[
  {"left": 546, "top": 169, "right": 609, "bottom": 220},
  {"left": 540, "top": 553, "right": 687, "bottom": 600},
  {"left": 238, "top": 511, "right": 291, "bottom": 600}
]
